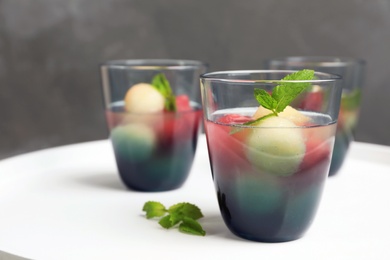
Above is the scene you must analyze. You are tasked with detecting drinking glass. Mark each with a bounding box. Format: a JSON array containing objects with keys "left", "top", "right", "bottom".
[
  {"left": 264, "top": 57, "right": 365, "bottom": 176},
  {"left": 100, "top": 59, "right": 207, "bottom": 191},
  {"left": 200, "top": 70, "right": 342, "bottom": 242}
]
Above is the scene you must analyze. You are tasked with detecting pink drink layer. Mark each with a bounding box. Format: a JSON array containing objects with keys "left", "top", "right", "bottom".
[{"left": 205, "top": 110, "right": 336, "bottom": 242}]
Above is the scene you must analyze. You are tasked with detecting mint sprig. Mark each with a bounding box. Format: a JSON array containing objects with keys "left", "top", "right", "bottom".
[
  {"left": 247, "top": 69, "right": 315, "bottom": 126},
  {"left": 229, "top": 69, "right": 315, "bottom": 134},
  {"left": 142, "top": 201, "right": 206, "bottom": 236},
  {"left": 151, "top": 73, "right": 177, "bottom": 112},
  {"left": 341, "top": 88, "right": 361, "bottom": 110}
]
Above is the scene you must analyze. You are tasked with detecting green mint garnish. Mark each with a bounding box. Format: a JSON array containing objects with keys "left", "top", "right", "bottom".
[
  {"left": 179, "top": 217, "right": 206, "bottom": 236},
  {"left": 168, "top": 202, "right": 204, "bottom": 223},
  {"left": 142, "top": 201, "right": 167, "bottom": 219},
  {"left": 247, "top": 69, "right": 315, "bottom": 126},
  {"left": 142, "top": 201, "right": 206, "bottom": 236},
  {"left": 229, "top": 69, "right": 315, "bottom": 135},
  {"left": 151, "top": 73, "right": 177, "bottom": 112},
  {"left": 341, "top": 88, "right": 361, "bottom": 110}
]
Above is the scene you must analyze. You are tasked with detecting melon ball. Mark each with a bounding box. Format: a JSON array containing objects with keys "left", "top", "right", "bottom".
[
  {"left": 124, "top": 83, "right": 165, "bottom": 113},
  {"left": 111, "top": 123, "right": 156, "bottom": 162},
  {"left": 253, "top": 105, "right": 310, "bottom": 126},
  {"left": 245, "top": 116, "right": 306, "bottom": 176}
]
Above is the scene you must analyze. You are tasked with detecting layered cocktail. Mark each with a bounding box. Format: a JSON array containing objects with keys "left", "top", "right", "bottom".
[
  {"left": 201, "top": 70, "right": 342, "bottom": 242},
  {"left": 101, "top": 60, "right": 207, "bottom": 191}
]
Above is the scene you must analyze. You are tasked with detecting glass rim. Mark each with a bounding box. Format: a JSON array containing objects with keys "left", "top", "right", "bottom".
[
  {"left": 100, "top": 59, "right": 208, "bottom": 70},
  {"left": 265, "top": 56, "right": 366, "bottom": 68},
  {"left": 200, "top": 70, "right": 342, "bottom": 84}
]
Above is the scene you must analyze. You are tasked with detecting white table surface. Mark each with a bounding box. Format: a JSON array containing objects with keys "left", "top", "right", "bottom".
[{"left": 1, "top": 135, "right": 390, "bottom": 260}]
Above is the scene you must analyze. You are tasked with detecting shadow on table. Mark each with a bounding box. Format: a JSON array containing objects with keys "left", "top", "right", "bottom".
[
  {"left": 201, "top": 213, "right": 249, "bottom": 242},
  {"left": 75, "top": 172, "right": 128, "bottom": 192},
  {"left": 74, "top": 172, "right": 258, "bottom": 242}
]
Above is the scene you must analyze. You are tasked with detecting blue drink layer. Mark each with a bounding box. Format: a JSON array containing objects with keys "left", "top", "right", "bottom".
[{"left": 329, "top": 130, "right": 351, "bottom": 176}]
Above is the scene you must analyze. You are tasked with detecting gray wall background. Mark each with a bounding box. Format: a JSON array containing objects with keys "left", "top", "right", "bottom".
[{"left": 1, "top": 0, "right": 390, "bottom": 159}]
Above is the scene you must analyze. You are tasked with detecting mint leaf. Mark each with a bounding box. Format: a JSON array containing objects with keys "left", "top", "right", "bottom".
[
  {"left": 168, "top": 203, "right": 204, "bottom": 221},
  {"left": 165, "top": 95, "right": 177, "bottom": 111},
  {"left": 151, "top": 73, "right": 177, "bottom": 112},
  {"left": 158, "top": 214, "right": 181, "bottom": 229},
  {"left": 142, "top": 201, "right": 167, "bottom": 219},
  {"left": 158, "top": 215, "right": 174, "bottom": 229},
  {"left": 341, "top": 89, "right": 361, "bottom": 110},
  {"left": 280, "top": 69, "right": 315, "bottom": 81},
  {"left": 143, "top": 201, "right": 206, "bottom": 236},
  {"left": 254, "top": 89, "right": 277, "bottom": 112},
  {"left": 152, "top": 73, "right": 171, "bottom": 96},
  {"left": 272, "top": 69, "right": 314, "bottom": 113},
  {"left": 179, "top": 217, "right": 206, "bottom": 236}
]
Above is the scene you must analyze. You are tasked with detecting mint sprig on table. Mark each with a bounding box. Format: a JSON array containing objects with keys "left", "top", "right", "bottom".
[
  {"left": 151, "top": 73, "right": 177, "bottom": 112},
  {"left": 244, "top": 69, "right": 315, "bottom": 126},
  {"left": 142, "top": 201, "right": 206, "bottom": 236}
]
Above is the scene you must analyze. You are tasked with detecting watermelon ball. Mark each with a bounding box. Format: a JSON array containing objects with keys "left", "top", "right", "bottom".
[
  {"left": 110, "top": 123, "right": 156, "bottom": 162},
  {"left": 245, "top": 116, "right": 306, "bottom": 176},
  {"left": 175, "top": 94, "right": 192, "bottom": 112}
]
